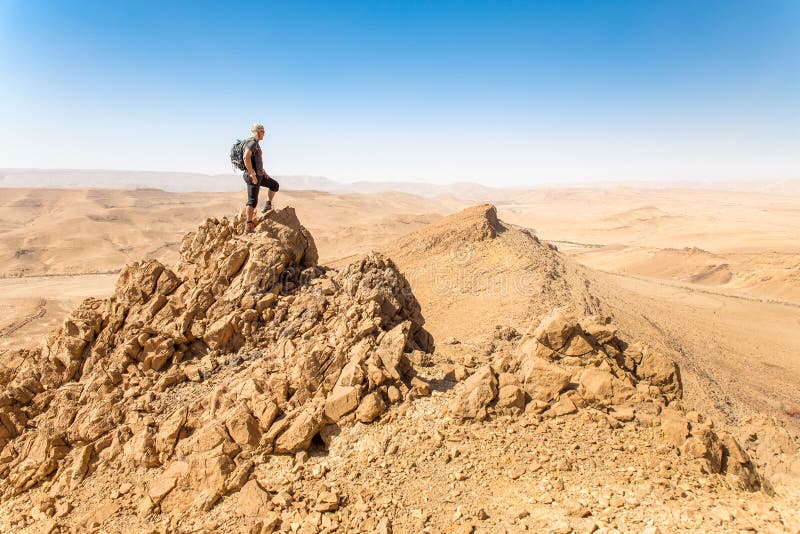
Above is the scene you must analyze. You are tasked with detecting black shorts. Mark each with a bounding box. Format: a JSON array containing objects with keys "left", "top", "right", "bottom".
[{"left": 243, "top": 172, "right": 279, "bottom": 207}]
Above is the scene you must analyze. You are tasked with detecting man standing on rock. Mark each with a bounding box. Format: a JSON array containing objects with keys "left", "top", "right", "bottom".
[{"left": 242, "top": 123, "right": 280, "bottom": 234}]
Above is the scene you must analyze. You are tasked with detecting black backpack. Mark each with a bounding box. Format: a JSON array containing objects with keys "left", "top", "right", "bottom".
[{"left": 230, "top": 139, "right": 249, "bottom": 171}]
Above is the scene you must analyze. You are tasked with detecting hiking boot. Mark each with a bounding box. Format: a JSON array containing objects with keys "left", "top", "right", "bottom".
[
  {"left": 244, "top": 220, "right": 255, "bottom": 234},
  {"left": 261, "top": 200, "right": 273, "bottom": 213}
]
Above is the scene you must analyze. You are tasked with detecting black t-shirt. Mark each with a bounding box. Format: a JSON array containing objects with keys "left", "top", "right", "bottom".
[{"left": 243, "top": 138, "right": 264, "bottom": 177}]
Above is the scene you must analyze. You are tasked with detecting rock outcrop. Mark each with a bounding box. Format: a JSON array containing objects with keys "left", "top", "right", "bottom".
[
  {"left": 0, "top": 208, "right": 432, "bottom": 516},
  {"left": 448, "top": 308, "right": 762, "bottom": 491}
]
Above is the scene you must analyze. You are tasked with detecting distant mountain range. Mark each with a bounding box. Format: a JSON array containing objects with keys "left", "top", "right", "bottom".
[
  {"left": 1, "top": 168, "right": 798, "bottom": 199},
  {"left": 0, "top": 168, "right": 527, "bottom": 201}
]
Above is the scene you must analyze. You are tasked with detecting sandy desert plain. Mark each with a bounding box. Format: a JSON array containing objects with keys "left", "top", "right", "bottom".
[{"left": 0, "top": 172, "right": 799, "bottom": 533}]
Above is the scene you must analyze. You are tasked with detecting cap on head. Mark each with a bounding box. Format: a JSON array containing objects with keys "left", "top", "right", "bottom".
[{"left": 250, "top": 123, "right": 265, "bottom": 135}]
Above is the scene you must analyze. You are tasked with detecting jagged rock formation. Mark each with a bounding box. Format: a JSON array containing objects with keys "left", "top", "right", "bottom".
[
  {"left": 447, "top": 308, "right": 762, "bottom": 491},
  {"left": 0, "top": 208, "right": 432, "bottom": 520}
]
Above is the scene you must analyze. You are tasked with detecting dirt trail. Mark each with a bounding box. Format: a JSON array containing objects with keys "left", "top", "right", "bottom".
[
  {"left": 596, "top": 269, "right": 800, "bottom": 309},
  {"left": 0, "top": 299, "right": 47, "bottom": 338}
]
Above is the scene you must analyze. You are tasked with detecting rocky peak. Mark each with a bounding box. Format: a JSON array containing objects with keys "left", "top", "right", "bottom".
[
  {"left": 390, "top": 203, "right": 504, "bottom": 258},
  {"left": 0, "top": 208, "right": 432, "bottom": 514}
]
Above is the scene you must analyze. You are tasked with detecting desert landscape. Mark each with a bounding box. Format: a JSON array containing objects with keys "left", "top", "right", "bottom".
[
  {"left": 3, "top": 0, "right": 797, "bottom": 531},
  {"left": 0, "top": 177, "right": 798, "bottom": 533}
]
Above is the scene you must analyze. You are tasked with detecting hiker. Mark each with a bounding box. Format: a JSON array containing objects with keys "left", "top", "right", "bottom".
[{"left": 242, "top": 123, "right": 280, "bottom": 234}]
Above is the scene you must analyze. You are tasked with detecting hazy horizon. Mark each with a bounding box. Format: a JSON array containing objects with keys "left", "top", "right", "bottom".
[{"left": 2, "top": 167, "right": 799, "bottom": 196}]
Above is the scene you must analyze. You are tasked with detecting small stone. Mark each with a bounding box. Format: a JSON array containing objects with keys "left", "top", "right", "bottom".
[
  {"left": 411, "top": 376, "right": 431, "bottom": 396},
  {"left": 557, "top": 458, "right": 573, "bottom": 471},
  {"left": 314, "top": 491, "right": 339, "bottom": 512},
  {"left": 148, "top": 476, "right": 177, "bottom": 504},
  {"left": 387, "top": 385, "right": 402, "bottom": 404},
  {"left": 37, "top": 519, "right": 58, "bottom": 534},
  {"left": 548, "top": 397, "right": 578, "bottom": 417},
  {"left": 609, "top": 495, "right": 625, "bottom": 508},
  {"left": 54, "top": 501, "right": 72, "bottom": 518},
  {"left": 509, "top": 465, "right": 526, "bottom": 480},
  {"left": 137, "top": 496, "right": 154, "bottom": 518},
  {"left": 513, "top": 508, "right": 530, "bottom": 519},
  {"left": 453, "top": 471, "right": 468, "bottom": 481},
  {"left": 551, "top": 519, "right": 572, "bottom": 534},
  {"left": 562, "top": 499, "right": 591, "bottom": 517},
  {"left": 610, "top": 405, "right": 635, "bottom": 422},
  {"left": 412, "top": 508, "right": 431, "bottom": 521},
  {"left": 271, "top": 490, "right": 294, "bottom": 508},
  {"left": 712, "top": 507, "right": 734, "bottom": 522},
  {"left": 453, "top": 364, "right": 470, "bottom": 381}
]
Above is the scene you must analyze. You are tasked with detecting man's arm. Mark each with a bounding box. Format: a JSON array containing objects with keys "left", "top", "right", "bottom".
[{"left": 243, "top": 147, "right": 257, "bottom": 184}]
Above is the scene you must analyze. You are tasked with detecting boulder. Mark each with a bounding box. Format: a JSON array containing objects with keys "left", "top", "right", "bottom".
[
  {"left": 581, "top": 317, "right": 617, "bottom": 344},
  {"left": 374, "top": 322, "right": 411, "bottom": 380},
  {"left": 548, "top": 397, "right": 578, "bottom": 417},
  {"left": 636, "top": 347, "right": 681, "bottom": 399},
  {"left": 244, "top": 393, "right": 276, "bottom": 429},
  {"left": 356, "top": 392, "right": 386, "bottom": 423},
  {"left": 148, "top": 475, "right": 177, "bottom": 505},
  {"left": 411, "top": 376, "right": 431, "bottom": 397},
  {"left": 274, "top": 406, "right": 323, "bottom": 453},
  {"left": 324, "top": 386, "right": 361, "bottom": 422},
  {"left": 496, "top": 385, "right": 526, "bottom": 413},
  {"left": 682, "top": 426, "right": 724, "bottom": 473},
  {"left": 577, "top": 368, "right": 614, "bottom": 405},
  {"left": 660, "top": 408, "right": 690, "bottom": 447},
  {"left": 204, "top": 314, "right": 235, "bottom": 351},
  {"left": 516, "top": 355, "right": 570, "bottom": 402},
  {"left": 237, "top": 480, "right": 271, "bottom": 517},
  {"left": 532, "top": 310, "right": 575, "bottom": 350},
  {"left": 155, "top": 407, "right": 187, "bottom": 459},
  {"left": 719, "top": 432, "right": 761, "bottom": 491},
  {"left": 449, "top": 366, "right": 498, "bottom": 420},
  {"left": 124, "top": 429, "right": 161, "bottom": 468},
  {"left": 225, "top": 405, "right": 261, "bottom": 447}
]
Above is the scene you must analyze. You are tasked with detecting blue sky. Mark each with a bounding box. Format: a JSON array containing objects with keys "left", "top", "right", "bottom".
[{"left": 0, "top": 0, "right": 798, "bottom": 185}]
